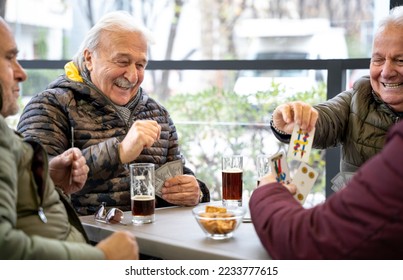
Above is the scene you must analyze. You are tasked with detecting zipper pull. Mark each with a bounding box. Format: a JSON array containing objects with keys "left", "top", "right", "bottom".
[{"left": 38, "top": 207, "right": 48, "bottom": 223}]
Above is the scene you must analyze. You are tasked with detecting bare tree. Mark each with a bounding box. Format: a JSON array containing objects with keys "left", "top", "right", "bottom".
[
  {"left": 154, "top": 0, "right": 184, "bottom": 100},
  {"left": 0, "top": 0, "right": 6, "bottom": 18},
  {"left": 74, "top": 0, "right": 375, "bottom": 97},
  {"left": 79, "top": 0, "right": 134, "bottom": 29},
  {"left": 84, "top": 0, "right": 95, "bottom": 27}
]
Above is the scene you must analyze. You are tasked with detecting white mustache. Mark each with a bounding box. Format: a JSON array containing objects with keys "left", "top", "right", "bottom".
[{"left": 115, "top": 77, "right": 136, "bottom": 89}]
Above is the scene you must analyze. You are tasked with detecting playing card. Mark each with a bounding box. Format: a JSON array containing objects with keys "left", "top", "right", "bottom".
[
  {"left": 343, "top": 172, "right": 355, "bottom": 184},
  {"left": 331, "top": 171, "right": 355, "bottom": 192},
  {"left": 166, "top": 159, "right": 183, "bottom": 177},
  {"left": 155, "top": 164, "right": 173, "bottom": 198},
  {"left": 154, "top": 176, "right": 165, "bottom": 198},
  {"left": 292, "top": 162, "right": 318, "bottom": 205},
  {"left": 155, "top": 164, "right": 173, "bottom": 181},
  {"left": 330, "top": 173, "right": 345, "bottom": 192},
  {"left": 269, "top": 152, "right": 292, "bottom": 184},
  {"left": 287, "top": 125, "right": 315, "bottom": 163},
  {"left": 154, "top": 160, "right": 183, "bottom": 198}
]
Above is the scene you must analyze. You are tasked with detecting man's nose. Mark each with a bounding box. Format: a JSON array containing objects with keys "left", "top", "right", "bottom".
[
  {"left": 14, "top": 61, "right": 27, "bottom": 82},
  {"left": 381, "top": 59, "right": 398, "bottom": 79},
  {"left": 125, "top": 64, "right": 138, "bottom": 84}
]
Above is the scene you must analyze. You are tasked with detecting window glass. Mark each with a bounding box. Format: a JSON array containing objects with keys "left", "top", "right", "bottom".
[{"left": 6, "top": 0, "right": 390, "bottom": 61}]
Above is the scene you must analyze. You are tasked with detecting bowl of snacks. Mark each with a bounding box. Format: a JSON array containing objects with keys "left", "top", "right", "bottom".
[{"left": 192, "top": 204, "right": 246, "bottom": 240}]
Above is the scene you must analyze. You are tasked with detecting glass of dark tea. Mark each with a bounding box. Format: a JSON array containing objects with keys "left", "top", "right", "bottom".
[
  {"left": 130, "top": 163, "right": 155, "bottom": 224},
  {"left": 222, "top": 155, "right": 243, "bottom": 207}
]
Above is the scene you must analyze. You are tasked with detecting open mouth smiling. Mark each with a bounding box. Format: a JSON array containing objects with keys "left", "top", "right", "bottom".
[
  {"left": 114, "top": 78, "right": 136, "bottom": 90},
  {"left": 115, "top": 84, "right": 133, "bottom": 90},
  {"left": 382, "top": 82, "right": 403, "bottom": 88},
  {"left": 114, "top": 80, "right": 136, "bottom": 91}
]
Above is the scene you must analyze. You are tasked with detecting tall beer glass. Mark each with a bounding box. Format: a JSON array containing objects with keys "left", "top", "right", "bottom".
[
  {"left": 222, "top": 155, "right": 243, "bottom": 207},
  {"left": 130, "top": 163, "right": 155, "bottom": 224}
]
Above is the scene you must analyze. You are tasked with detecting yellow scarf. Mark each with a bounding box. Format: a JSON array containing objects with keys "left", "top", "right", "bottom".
[{"left": 64, "top": 61, "right": 84, "bottom": 83}]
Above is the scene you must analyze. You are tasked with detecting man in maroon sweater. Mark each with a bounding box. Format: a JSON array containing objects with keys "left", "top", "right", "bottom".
[{"left": 250, "top": 120, "right": 403, "bottom": 259}]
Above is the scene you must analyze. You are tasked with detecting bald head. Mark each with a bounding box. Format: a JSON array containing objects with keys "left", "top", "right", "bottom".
[
  {"left": 0, "top": 16, "right": 27, "bottom": 117},
  {"left": 0, "top": 16, "right": 12, "bottom": 37}
]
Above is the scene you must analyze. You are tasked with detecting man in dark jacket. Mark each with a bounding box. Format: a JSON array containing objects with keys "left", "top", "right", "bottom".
[
  {"left": 0, "top": 16, "right": 138, "bottom": 259},
  {"left": 17, "top": 11, "right": 209, "bottom": 215},
  {"left": 250, "top": 119, "right": 403, "bottom": 259}
]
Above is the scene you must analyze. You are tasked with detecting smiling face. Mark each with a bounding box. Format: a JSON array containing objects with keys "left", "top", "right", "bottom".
[
  {"left": 0, "top": 18, "right": 27, "bottom": 117},
  {"left": 84, "top": 30, "right": 148, "bottom": 106},
  {"left": 370, "top": 24, "right": 403, "bottom": 112}
]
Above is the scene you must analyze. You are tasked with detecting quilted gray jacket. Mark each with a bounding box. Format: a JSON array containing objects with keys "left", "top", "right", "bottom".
[{"left": 17, "top": 74, "right": 209, "bottom": 215}]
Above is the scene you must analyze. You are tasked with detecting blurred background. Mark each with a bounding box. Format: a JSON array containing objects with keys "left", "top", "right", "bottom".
[{"left": 1, "top": 0, "right": 395, "bottom": 206}]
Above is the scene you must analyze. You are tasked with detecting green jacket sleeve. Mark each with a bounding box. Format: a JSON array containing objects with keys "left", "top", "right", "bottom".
[{"left": 0, "top": 116, "right": 105, "bottom": 260}]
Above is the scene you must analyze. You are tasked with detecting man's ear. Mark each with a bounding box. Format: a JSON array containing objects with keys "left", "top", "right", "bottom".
[{"left": 83, "top": 49, "right": 93, "bottom": 71}]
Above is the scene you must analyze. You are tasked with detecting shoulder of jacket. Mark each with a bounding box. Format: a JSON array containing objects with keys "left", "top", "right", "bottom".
[
  {"left": 143, "top": 95, "right": 169, "bottom": 115},
  {"left": 352, "top": 75, "right": 371, "bottom": 91}
]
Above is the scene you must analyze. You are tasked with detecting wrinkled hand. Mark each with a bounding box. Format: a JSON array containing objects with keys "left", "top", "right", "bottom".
[
  {"left": 119, "top": 120, "right": 161, "bottom": 164},
  {"left": 272, "top": 101, "right": 318, "bottom": 133},
  {"left": 162, "top": 175, "right": 200, "bottom": 206},
  {"left": 96, "top": 231, "right": 139, "bottom": 260},
  {"left": 49, "top": 147, "right": 89, "bottom": 194},
  {"left": 258, "top": 172, "right": 297, "bottom": 195}
]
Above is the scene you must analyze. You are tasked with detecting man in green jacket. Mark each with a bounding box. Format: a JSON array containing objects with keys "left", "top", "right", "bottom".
[
  {"left": 270, "top": 6, "right": 403, "bottom": 188},
  {"left": 0, "top": 16, "right": 138, "bottom": 260}
]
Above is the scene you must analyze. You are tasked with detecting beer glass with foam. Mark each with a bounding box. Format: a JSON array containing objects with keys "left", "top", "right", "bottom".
[
  {"left": 130, "top": 163, "right": 155, "bottom": 224},
  {"left": 222, "top": 155, "right": 243, "bottom": 207}
]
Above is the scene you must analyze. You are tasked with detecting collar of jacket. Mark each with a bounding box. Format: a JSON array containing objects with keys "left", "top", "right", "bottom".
[
  {"left": 371, "top": 90, "right": 402, "bottom": 121},
  {"left": 64, "top": 61, "right": 84, "bottom": 83}
]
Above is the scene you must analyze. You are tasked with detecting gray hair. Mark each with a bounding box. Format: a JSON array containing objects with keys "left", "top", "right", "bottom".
[
  {"left": 72, "top": 10, "right": 154, "bottom": 73},
  {"left": 376, "top": 5, "right": 403, "bottom": 34}
]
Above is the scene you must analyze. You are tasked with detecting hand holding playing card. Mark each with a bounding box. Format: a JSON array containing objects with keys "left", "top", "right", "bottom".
[
  {"left": 155, "top": 159, "right": 183, "bottom": 198},
  {"left": 162, "top": 175, "right": 200, "bottom": 206},
  {"left": 272, "top": 101, "right": 318, "bottom": 134},
  {"left": 257, "top": 163, "right": 316, "bottom": 205},
  {"left": 269, "top": 152, "right": 292, "bottom": 185}
]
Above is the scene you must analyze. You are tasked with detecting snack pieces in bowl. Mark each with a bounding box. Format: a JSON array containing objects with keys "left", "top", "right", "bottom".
[
  {"left": 205, "top": 205, "right": 227, "bottom": 214},
  {"left": 199, "top": 206, "right": 237, "bottom": 234}
]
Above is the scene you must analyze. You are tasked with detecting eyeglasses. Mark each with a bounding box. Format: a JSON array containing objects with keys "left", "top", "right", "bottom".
[{"left": 94, "top": 202, "right": 126, "bottom": 225}]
